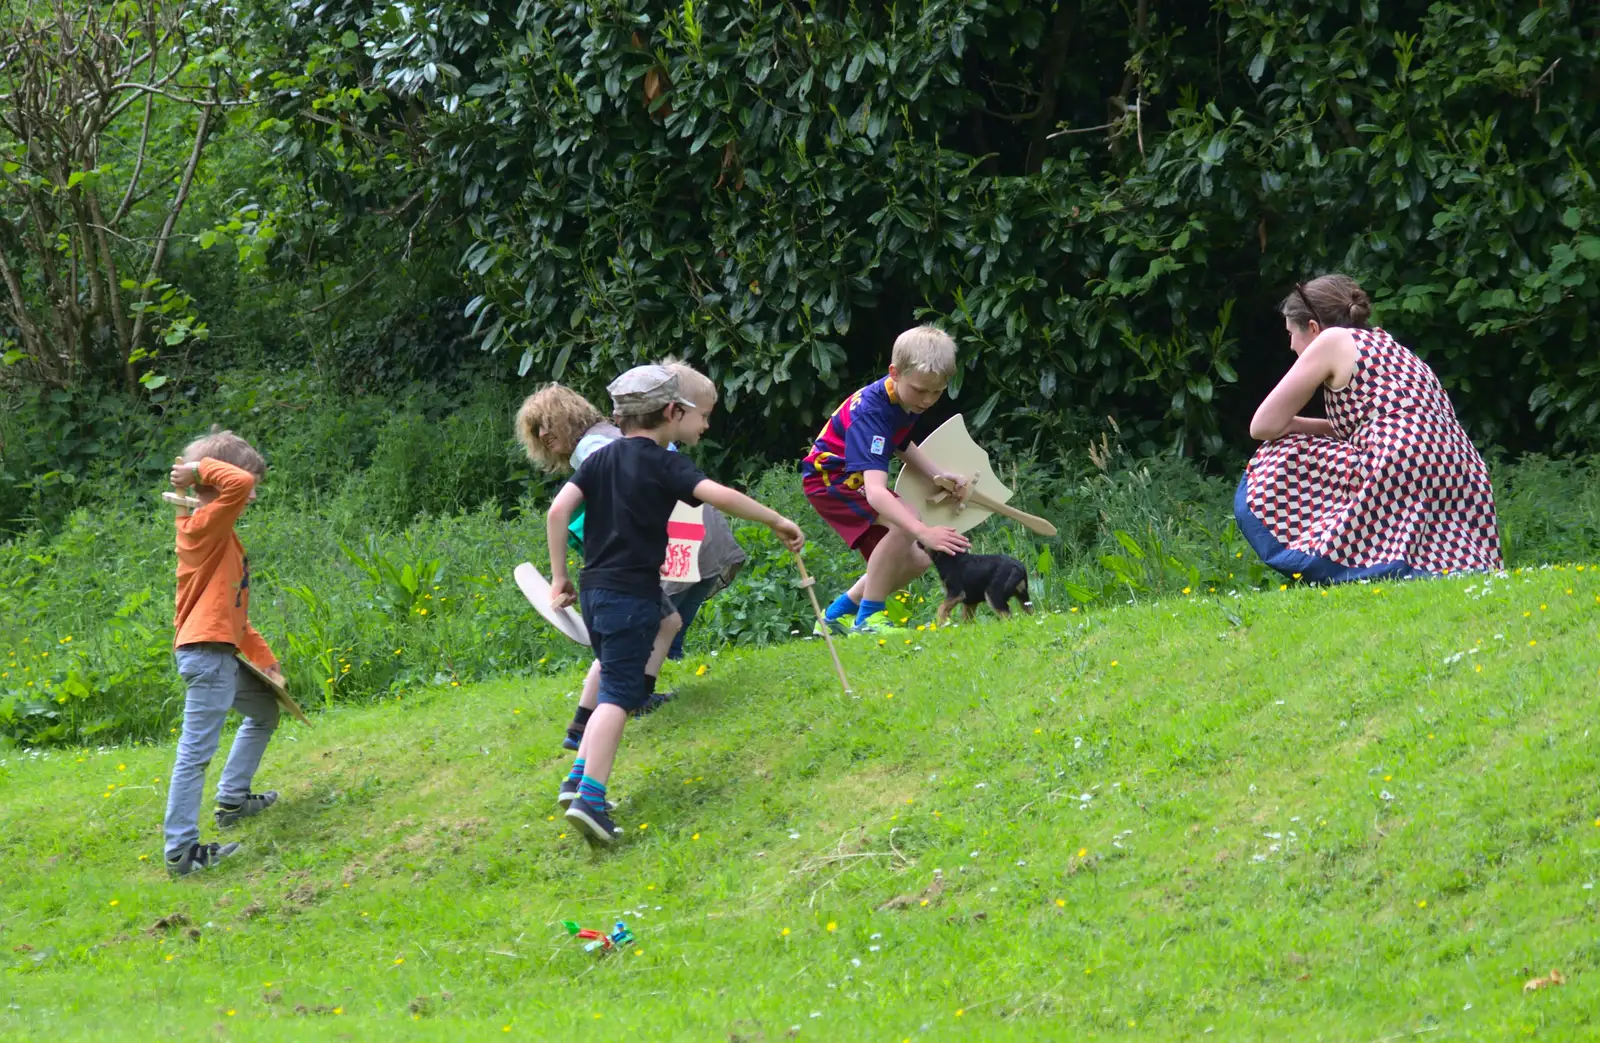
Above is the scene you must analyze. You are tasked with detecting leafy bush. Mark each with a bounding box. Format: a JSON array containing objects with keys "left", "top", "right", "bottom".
[
  {"left": 250, "top": 0, "right": 1600, "bottom": 459},
  {"left": 1492, "top": 454, "right": 1600, "bottom": 564},
  {"left": 7, "top": 402, "right": 1595, "bottom": 748},
  {"left": 0, "top": 370, "right": 543, "bottom": 537},
  {"left": 0, "top": 498, "right": 577, "bottom": 747}
]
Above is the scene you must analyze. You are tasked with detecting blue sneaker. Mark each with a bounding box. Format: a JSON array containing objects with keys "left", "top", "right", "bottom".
[{"left": 565, "top": 798, "right": 622, "bottom": 845}]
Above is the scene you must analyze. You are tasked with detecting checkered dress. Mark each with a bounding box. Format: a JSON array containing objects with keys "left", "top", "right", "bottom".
[{"left": 1236, "top": 327, "right": 1503, "bottom": 582}]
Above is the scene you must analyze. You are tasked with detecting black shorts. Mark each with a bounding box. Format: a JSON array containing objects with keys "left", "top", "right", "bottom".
[{"left": 580, "top": 588, "right": 661, "bottom": 712}]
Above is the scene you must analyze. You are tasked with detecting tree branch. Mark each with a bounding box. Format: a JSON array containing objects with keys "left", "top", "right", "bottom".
[
  {"left": 296, "top": 105, "right": 389, "bottom": 145},
  {"left": 1046, "top": 120, "right": 1117, "bottom": 140},
  {"left": 307, "top": 268, "right": 378, "bottom": 313},
  {"left": 1025, "top": 0, "right": 1079, "bottom": 174},
  {"left": 126, "top": 100, "right": 215, "bottom": 385},
  {"left": 111, "top": 67, "right": 156, "bottom": 224}
]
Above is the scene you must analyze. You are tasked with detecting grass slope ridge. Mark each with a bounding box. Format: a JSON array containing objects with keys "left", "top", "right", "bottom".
[{"left": 3, "top": 570, "right": 1599, "bottom": 1041}]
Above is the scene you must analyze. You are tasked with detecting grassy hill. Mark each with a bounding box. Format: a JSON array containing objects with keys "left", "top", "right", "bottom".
[{"left": 2, "top": 568, "right": 1598, "bottom": 1041}]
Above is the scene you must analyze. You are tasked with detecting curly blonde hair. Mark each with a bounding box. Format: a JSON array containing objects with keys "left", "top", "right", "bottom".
[
  {"left": 515, "top": 383, "right": 605, "bottom": 473},
  {"left": 181, "top": 426, "right": 266, "bottom": 477}
]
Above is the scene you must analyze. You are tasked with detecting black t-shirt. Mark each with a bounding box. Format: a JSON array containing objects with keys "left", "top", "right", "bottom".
[{"left": 571, "top": 436, "right": 707, "bottom": 599}]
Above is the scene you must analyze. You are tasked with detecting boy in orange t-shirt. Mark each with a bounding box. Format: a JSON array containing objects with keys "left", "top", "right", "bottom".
[{"left": 162, "top": 429, "right": 284, "bottom": 876}]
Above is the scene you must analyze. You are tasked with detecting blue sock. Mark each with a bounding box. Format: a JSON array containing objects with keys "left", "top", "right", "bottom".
[
  {"left": 567, "top": 757, "right": 585, "bottom": 784},
  {"left": 855, "top": 599, "right": 886, "bottom": 627},
  {"left": 578, "top": 776, "right": 608, "bottom": 808},
  {"left": 825, "top": 593, "right": 859, "bottom": 623}
]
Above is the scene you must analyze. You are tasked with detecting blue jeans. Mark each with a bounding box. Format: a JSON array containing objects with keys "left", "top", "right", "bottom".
[
  {"left": 163, "top": 645, "right": 280, "bottom": 857},
  {"left": 666, "top": 576, "right": 719, "bottom": 660},
  {"left": 580, "top": 588, "right": 660, "bottom": 712}
]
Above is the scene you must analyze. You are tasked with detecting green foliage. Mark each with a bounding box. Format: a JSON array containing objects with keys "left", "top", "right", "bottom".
[
  {"left": 0, "top": 370, "right": 535, "bottom": 537},
  {"left": 353, "top": 394, "right": 531, "bottom": 526},
  {"left": 0, "top": 0, "right": 244, "bottom": 391},
  {"left": 4, "top": 377, "right": 1598, "bottom": 747},
  {"left": 0, "top": 499, "right": 575, "bottom": 747},
  {"left": 248, "top": 0, "right": 1600, "bottom": 459}
]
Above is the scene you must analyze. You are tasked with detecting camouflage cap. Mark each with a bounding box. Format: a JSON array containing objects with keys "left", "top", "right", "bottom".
[{"left": 607, "top": 364, "right": 698, "bottom": 416}]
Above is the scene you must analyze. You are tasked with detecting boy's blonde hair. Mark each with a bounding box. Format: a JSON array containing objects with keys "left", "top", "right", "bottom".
[
  {"left": 515, "top": 383, "right": 605, "bottom": 473},
  {"left": 658, "top": 356, "right": 717, "bottom": 408},
  {"left": 891, "top": 325, "right": 958, "bottom": 378},
  {"left": 181, "top": 426, "right": 266, "bottom": 477}
]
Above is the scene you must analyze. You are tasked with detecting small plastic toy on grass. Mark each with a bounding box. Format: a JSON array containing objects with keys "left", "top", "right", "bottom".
[{"left": 562, "top": 920, "right": 634, "bottom": 953}]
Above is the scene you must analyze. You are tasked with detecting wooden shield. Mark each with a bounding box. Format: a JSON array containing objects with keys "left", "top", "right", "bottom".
[
  {"left": 659, "top": 502, "right": 704, "bottom": 584},
  {"left": 514, "top": 562, "right": 591, "bottom": 646},
  {"left": 894, "top": 414, "right": 1012, "bottom": 535},
  {"left": 235, "top": 653, "right": 311, "bottom": 726}
]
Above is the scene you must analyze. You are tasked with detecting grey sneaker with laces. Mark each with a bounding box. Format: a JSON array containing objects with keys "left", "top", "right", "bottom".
[
  {"left": 215, "top": 791, "right": 278, "bottom": 828},
  {"left": 166, "top": 840, "right": 240, "bottom": 876}
]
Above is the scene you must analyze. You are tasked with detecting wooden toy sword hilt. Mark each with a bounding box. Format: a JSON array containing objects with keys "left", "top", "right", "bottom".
[
  {"left": 163, "top": 456, "right": 199, "bottom": 517},
  {"left": 931, "top": 474, "right": 1059, "bottom": 537}
]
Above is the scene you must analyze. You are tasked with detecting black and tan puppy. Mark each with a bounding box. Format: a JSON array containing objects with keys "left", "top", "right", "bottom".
[{"left": 922, "top": 546, "right": 1033, "bottom": 625}]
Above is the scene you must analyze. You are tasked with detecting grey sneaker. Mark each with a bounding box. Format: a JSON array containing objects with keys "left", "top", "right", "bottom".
[
  {"left": 557, "top": 778, "right": 617, "bottom": 811},
  {"left": 166, "top": 841, "right": 240, "bottom": 876},
  {"left": 215, "top": 791, "right": 278, "bottom": 828}
]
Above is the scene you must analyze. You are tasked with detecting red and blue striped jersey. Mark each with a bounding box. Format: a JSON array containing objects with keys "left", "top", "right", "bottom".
[{"left": 801, "top": 376, "right": 916, "bottom": 488}]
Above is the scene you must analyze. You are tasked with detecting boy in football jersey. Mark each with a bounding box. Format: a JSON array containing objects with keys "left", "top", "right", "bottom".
[{"left": 801, "top": 326, "right": 972, "bottom": 635}]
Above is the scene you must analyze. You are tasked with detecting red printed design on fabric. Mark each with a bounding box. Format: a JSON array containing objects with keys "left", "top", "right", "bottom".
[{"left": 1243, "top": 327, "right": 1503, "bottom": 574}]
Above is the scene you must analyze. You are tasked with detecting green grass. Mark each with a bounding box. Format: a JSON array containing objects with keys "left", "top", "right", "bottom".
[{"left": 3, "top": 568, "right": 1600, "bottom": 1040}]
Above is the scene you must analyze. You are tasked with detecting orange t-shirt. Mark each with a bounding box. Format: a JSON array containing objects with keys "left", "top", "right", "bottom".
[{"left": 172, "top": 458, "right": 277, "bottom": 670}]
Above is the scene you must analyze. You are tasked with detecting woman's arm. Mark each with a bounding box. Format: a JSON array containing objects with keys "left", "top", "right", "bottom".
[
  {"left": 1283, "top": 417, "right": 1336, "bottom": 438},
  {"left": 1249, "top": 329, "right": 1356, "bottom": 440}
]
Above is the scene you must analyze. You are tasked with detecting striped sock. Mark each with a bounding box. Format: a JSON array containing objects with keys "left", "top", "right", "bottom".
[
  {"left": 854, "top": 599, "right": 886, "bottom": 627},
  {"left": 824, "top": 593, "right": 859, "bottom": 623},
  {"left": 578, "top": 776, "right": 608, "bottom": 809},
  {"left": 567, "top": 758, "right": 585, "bottom": 784}
]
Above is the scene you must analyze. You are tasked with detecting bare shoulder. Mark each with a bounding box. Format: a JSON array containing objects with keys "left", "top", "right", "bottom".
[{"left": 1308, "top": 327, "right": 1361, "bottom": 387}]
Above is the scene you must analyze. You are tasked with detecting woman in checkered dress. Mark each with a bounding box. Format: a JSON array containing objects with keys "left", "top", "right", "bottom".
[{"left": 1235, "top": 274, "right": 1503, "bottom": 582}]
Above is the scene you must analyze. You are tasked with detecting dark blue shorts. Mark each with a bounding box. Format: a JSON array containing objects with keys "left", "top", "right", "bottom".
[{"left": 580, "top": 588, "right": 660, "bottom": 712}]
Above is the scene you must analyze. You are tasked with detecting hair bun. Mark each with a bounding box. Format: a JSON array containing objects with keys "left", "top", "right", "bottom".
[{"left": 1347, "top": 288, "right": 1372, "bottom": 326}]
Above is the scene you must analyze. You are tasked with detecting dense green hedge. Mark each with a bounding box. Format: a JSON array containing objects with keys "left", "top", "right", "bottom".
[{"left": 247, "top": 0, "right": 1600, "bottom": 458}]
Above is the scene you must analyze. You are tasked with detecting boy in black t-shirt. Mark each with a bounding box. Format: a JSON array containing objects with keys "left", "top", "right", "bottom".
[{"left": 547, "top": 365, "right": 805, "bottom": 843}]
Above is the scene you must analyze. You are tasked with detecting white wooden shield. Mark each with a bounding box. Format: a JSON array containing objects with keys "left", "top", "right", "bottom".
[
  {"left": 514, "top": 562, "right": 591, "bottom": 646},
  {"left": 893, "top": 413, "right": 1012, "bottom": 535},
  {"left": 659, "top": 502, "right": 704, "bottom": 584}
]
